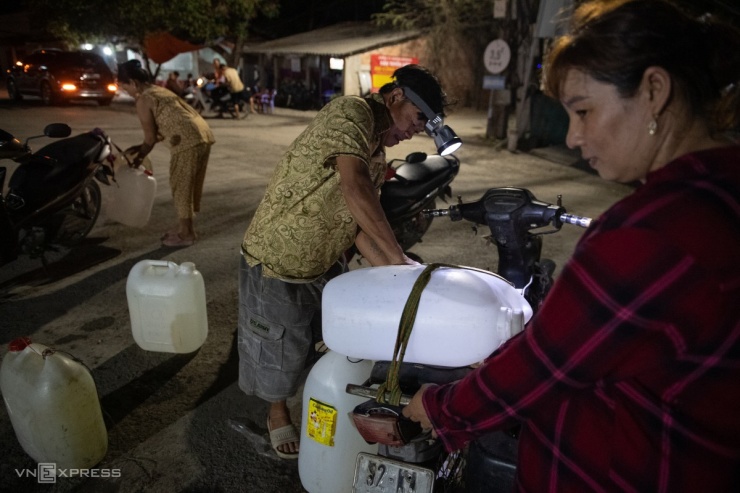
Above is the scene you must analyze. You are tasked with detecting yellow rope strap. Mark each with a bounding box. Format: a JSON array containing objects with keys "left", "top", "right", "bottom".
[{"left": 375, "top": 263, "right": 460, "bottom": 406}]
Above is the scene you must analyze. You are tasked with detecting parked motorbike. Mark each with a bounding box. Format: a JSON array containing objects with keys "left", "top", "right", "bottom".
[
  {"left": 298, "top": 187, "right": 592, "bottom": 493},
  {"left": 345, "top": 151, "right": 460, "bottom": 264},
  {"left": 0, "top": 123, "right": 115, "bottom": 267}
]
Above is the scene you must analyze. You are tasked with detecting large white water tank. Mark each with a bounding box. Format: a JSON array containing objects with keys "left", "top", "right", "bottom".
[{"left": 322, "top": 264, "right": 532, "bottom": 367}]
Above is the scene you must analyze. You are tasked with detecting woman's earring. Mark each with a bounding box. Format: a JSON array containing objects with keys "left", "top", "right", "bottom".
[{"left": 648, "top": 117, "right": 658, "bottom": 136}]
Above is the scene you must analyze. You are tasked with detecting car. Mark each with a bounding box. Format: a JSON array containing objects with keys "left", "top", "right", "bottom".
[{"left": 6, "top": 49, "right": 118, "bottom": 106}]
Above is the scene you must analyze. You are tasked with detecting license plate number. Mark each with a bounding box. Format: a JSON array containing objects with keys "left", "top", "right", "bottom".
[{"left": 352, "top": 452, "right": 434, "bottom": 492}]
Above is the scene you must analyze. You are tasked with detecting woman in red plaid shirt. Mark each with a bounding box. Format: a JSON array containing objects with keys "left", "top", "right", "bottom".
[{"left": 403, "top": 0, "right": 740, "bottom": 491}]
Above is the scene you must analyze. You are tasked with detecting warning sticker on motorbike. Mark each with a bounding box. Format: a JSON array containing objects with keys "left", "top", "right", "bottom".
[{"left": 306, "top": 398, "right": 337, "bottom": 447}]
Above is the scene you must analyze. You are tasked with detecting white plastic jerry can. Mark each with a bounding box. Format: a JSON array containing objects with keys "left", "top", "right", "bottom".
[
  {"left": 106, "top": 164, "right": 157, "bottom": 228},
  {"left": 126, "top": 260, "right": 208, "bottom": 353},
  {"left": 0, "top": 337, "right": 108, "bottom": 470},
  {"left": 322, "top": 264, "right": 532, "bottom": 366},
  {"left": 298, "top": 350, "right": 377, "bottom": 493}
]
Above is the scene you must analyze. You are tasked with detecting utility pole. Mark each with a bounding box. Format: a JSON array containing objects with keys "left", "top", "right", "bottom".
[{"left": 485, "top": 0, "right": 513, "bottom": 140}]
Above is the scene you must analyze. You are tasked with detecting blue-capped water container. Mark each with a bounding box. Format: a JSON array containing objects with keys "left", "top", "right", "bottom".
[
  {"left": 126, "top": 260, "right": 208, "bottom": 353},
  {"left": 0, "top": 337, "right": 108, "bottom": 470}
]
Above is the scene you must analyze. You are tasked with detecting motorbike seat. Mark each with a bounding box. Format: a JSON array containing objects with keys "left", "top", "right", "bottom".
[
  {"left": 369, "top": 360, "right": 472, "bottom": 395},
  {"left": 33, "top": 132, "right": 106, "bottom": 178},
  {"left": 382, "top": 155, "right": 459, "bottom": 202},
  {"left": 8, "top": 132, "right": 105, "bottom": 206}
]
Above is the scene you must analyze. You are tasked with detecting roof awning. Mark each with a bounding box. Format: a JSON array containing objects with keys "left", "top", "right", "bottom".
[{"left": 243, "top": 22, "right": 421, "bottom": 58}]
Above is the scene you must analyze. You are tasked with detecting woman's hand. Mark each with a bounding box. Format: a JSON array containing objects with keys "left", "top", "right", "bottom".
[
  {"left": 124, "top": 145, "right": 143, "bottom": 168},
  {"left": 125, "top": 143, "right": 152, "bottom": 168},
  {"left": 402, "top": 384, "right": 435, "bottom": 433}
]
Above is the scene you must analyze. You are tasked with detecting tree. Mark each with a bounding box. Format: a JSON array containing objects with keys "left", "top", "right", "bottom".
[
  {"left": 374, "top": 0, "right": 538, "bottom": 108},
  {"left": 26, "top": 0, "right": 279, "bottom": 71}
]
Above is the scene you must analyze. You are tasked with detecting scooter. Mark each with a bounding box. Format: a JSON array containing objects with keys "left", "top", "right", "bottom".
[
  {"left": 298, "top": 187, "right": 592, "bottom": 493},
  {"left": 0, "top": 123, "right": 114, "bottom": 267},
  {"left": 345, "top": 151, "right": 460, "bottom": 264},
  {"left": 189, "top": 76, "right": 248, "bottom": 119}
]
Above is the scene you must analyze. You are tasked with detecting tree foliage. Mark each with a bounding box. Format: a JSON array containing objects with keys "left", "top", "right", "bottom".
[
  {"left": 373, "top": 0, "right": 738, "bottom": 108},
  {"left": 26, "top": 0, "right": 279, "bottom": 67},
  {"left": 374, "top": 0, "right": 538, "bottom": 107}
]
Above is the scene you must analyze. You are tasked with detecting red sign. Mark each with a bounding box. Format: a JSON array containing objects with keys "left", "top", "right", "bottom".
[{"left": 371, "top": 54, "right": 419, "bottom": 92}]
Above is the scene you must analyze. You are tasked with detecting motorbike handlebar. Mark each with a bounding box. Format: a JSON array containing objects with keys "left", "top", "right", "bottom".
[
  {"left": 423, "top": 187, "right": 593, "bottom": 231},
  {"left": 423, "top": 208, "right": 452, "bottom": 218},
  {"left": 557, "top": 213, "right": 592, "bottom": 229},
  {"left": 424, "top": 208, "right": 592, "bottom": 230}
]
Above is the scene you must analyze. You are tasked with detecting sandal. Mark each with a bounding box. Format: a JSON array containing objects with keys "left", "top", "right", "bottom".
[
  {"left": 267, "top": 416, "right": 299, "bottom": 460},
  {"left": 162, "top": 234, "right": 196, "bottom": 248},
  {"left": 160, "top": 230, "right": 179, "bottom": 241}
]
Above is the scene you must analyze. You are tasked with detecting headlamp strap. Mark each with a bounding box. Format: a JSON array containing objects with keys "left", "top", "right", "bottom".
[{"left": 401, "top": 86, "right": 443, "bottom": 135}]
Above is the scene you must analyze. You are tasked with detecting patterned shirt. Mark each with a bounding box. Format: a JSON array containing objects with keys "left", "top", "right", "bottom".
[
  {"left": 139, "top": 85, "right": 215, "bottom": 154},
  {"left": 243, "top": 94, "right": 391, "bottom": 281},
  {"left": 423, "top": 146, "right": 740, "bottom": 492}
]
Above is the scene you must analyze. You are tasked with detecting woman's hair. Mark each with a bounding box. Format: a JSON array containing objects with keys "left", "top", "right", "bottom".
[
  {"left": 379, "top": 64, "right": 449, "bottom": 116},
  {"left": 544, "top": 0, "right": 740, "bottom": 133},
  {"left": 117, "top": 59, "right": 151, "bottom": 84}
]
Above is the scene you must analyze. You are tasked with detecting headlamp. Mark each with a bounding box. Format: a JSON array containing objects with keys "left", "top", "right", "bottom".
[{"left": 402, "top": 87, "right": 462, "bottom": 156}]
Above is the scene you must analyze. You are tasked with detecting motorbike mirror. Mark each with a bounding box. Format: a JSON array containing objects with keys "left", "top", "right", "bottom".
[{"left": 44, "top": 123, "right": 72, "bottom": 138}]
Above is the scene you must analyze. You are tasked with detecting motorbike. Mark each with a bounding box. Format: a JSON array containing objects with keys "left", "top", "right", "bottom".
[
  {"left": 188, "top": 76, "right": 249, "bottom": 118},
  {"left": 345, "top": 151, "right": 460, "bottom": 264},
  {"left": 0, "top": 123, "right": 115, "bottom": 267},
  {"left": 298, "top": 187, "right": 592, "bottom": 493}
]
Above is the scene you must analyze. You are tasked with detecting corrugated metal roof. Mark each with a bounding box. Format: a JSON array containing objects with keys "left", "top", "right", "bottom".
[{"left": 243, "top": 22, "right": 422, "bottom": 57}]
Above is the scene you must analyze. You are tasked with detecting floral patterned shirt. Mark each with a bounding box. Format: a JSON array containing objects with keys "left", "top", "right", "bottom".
[
  {"left": 242, "top": 94, "right": 391, "bottom": 281},
  {"left": 139, "top": 85, "right": 215, "bottom": 154}
]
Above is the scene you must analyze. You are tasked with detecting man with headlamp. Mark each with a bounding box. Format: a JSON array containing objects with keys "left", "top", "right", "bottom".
[{"left": 237, "top": 64, "right": 461, "bottom": 459}]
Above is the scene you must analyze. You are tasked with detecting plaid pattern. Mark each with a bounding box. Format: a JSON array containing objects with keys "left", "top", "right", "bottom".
[{"left": 424, "top": 146, "right": 740, "bottom": 492}]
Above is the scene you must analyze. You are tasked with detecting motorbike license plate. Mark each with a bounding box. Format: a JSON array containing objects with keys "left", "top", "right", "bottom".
[{"left": 352, "top": 452, "right": 434, "bottom": 493}]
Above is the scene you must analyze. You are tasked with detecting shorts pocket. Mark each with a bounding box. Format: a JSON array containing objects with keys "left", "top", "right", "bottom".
[{"left": 240, "top": 310, "right": 286, "bottom": 371}]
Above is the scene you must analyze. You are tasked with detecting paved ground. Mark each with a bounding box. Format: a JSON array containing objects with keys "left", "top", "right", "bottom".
[{"left": 0, "top": 94, "right": 633, "bottom": 492}]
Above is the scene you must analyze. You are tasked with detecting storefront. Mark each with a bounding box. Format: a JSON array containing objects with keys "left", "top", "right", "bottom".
[{"left": 241, "top": 22, "right": 425, "bottom": 110}]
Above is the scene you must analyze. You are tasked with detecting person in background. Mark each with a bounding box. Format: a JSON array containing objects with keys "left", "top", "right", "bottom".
[
  {"left": 117, "top": 60, "right": 216, "bottom": 247},
  {"left": 182, "top": 73, "right": 196, "bottom": 99},
  {"left": 238, "top": 65, "right": 451, "bottom": 459},
  {"left": 403, "top": 0, "right": 740, "bottom": 491},
  {"left": 250, "top": 86, "right": 265, "bottom": 114},
  {"left": 212, "top": 58, "right": 225, "bottom": 84},
  {"left": 165, "top": 71, "right": 184, "bottom": 98},
  {"left": 185, "top": 73, "right": 196, "bottom": 89},
  {"left": 217, "top": 62, "right": 248, "bottom": 119}
]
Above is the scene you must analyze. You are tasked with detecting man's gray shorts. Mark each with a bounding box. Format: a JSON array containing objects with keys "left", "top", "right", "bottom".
[{"left": 237, "top": 255, "right": 344, "bottom": 402}]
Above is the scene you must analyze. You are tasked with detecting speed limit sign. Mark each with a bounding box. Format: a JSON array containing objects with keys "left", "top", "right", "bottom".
[{"left": 483, "top": 39, "right": 511, "bottom": 74}]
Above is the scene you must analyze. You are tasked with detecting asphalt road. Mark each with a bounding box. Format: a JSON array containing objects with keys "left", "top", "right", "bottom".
[{"left": 0, "top": 94, "right": 632, "bottom": 492}]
